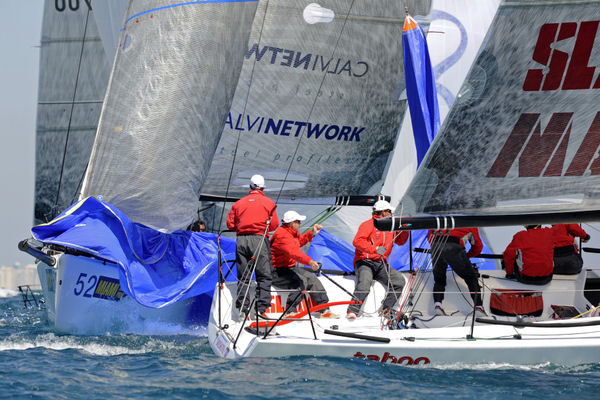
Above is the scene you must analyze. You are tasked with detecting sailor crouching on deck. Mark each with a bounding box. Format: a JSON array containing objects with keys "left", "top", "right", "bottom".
[
  {"left": 346, "top": 200, "right": 408, "bottom": 320},
  {"left": 270, "top": 210, "right": 339, "bottom": 319},
  {"left": 551, "top": 223, "right": 590, "bottom": 275},
  {"left": 428, "top": 228, "right": 486, "bottom": 317},
  {"left": 503, "top": 225, "right": 554, "bottom": 285},
  {"left": 227, "top": 174, "right": 279, "bottom": 320}
]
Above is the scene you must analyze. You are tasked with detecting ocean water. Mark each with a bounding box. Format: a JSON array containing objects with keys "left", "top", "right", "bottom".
[{"left": 1, "top": 294, "right": 600, "bottom": 400}]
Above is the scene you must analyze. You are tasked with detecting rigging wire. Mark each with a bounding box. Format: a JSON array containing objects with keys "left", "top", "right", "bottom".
[
  {"left": 216, "top": 0, "right": 272, "bottom": 232},
  {"left": 272, "top": 0, "right": 358, "bottom": 207},
  {"left": 52, "top": 7, "right": 91, "bottom": 221}
]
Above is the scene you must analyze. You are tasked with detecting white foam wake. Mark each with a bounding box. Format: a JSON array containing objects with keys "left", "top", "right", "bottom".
[{"left": 0, "top": 333, "right": 186, "bottom": 356}]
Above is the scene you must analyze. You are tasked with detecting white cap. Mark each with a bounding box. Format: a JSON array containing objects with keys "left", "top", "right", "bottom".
[
  {"left": 282, "top": 210, "right": 307, "bottom": 224},
  {"left": 373, "top": 200, "right": 394, "bottom": 212},
  {"left": 250, "top": 174, "right": 265, "bottom": 189}
]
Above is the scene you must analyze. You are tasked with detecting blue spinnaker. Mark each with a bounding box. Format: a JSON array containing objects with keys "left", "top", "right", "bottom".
[
  {"left": 31, "top": 197, "right": 237, "bottom": 308},
  {"left": 403, "top": 14, "right": 440, "bottom": 166}
]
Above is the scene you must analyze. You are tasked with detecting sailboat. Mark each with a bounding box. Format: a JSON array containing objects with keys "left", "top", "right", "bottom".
[
  {"left": 23, "top": 0, "right": 449, "bottom": 334},
  {"left": 207, "top": 0, "right": 600, "bottom": 365}
]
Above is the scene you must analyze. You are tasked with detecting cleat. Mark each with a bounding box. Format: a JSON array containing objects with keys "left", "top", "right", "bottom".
[{"left": 346, "top": 311, "right": 357, "bottom": 320}]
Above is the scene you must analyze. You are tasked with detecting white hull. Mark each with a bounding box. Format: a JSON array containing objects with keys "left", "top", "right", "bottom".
[
  {"left": 37, "top": 254, "right": 208, "bottom": 335},
  {"left": 208, "top": 269, "right": 600, "bottom": 366}
]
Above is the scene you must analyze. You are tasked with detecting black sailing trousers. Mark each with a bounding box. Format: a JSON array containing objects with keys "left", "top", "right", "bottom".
[{"left": 431, "top": 241, "right": 482, "bottom": 307}]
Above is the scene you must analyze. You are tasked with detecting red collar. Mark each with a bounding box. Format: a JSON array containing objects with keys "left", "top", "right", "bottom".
[{"left": 282, "top": 225, "right": 300, "bottom": 237}]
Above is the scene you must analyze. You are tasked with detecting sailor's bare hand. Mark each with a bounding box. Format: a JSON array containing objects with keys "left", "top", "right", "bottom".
[
  {"left": 312, "top": 224, "right": 323, "bottom": 235},
  {"left": 309, "top": 260, "right": 320, "bottom": 271}
]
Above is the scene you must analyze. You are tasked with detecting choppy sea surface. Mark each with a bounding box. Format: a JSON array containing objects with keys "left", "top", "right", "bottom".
[{"left": 1, "top": 294, "right": 600, "bottom": 400}]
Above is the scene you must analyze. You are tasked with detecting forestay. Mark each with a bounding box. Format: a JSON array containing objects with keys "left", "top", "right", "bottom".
[
  {"left": 81, "top": 0, "right": 259, "bottom": 231},
  {"left": 402, "top": 0, "right": 600, "bottom": 217}
]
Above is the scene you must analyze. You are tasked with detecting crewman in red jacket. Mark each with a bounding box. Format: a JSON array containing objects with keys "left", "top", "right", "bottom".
[
  {"left": 503, "top": 225, "right": 554, "bottom": 285},
  {"left": 551, "top": 223, "right": 590, "bottom": 275},
  {"left": 227, "top": 175, "right": 279, "bottom": 320},
  {"left": 428, "top": 228, "right": 485, "bottom": 316},
  {"left": 552, "top": 224, "right": 590, "bottom": 275},
  {"left": 270, "top": 210, "right": 338, "bottom": 319},
  {"left": 346, "top": 200, "right": 409, "bottom": 320}
]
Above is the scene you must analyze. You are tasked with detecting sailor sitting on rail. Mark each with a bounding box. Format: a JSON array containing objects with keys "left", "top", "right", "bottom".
[
  {"left": 346, "top": 200, "right": 408, "bottom": 320},
  {"left": 270, "top": 210, "right": 339, "bottom": 319},
  {"left": 503, "top": 225, "right": 554, "bottom": 285},
  {"left": 551, "top": 223, "right": 590, "bottom": 275}
]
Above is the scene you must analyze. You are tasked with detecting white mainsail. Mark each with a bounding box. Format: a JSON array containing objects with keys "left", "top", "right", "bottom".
[
  {"left": 202, "top": 0, "right": 433, "bottom": 201},
  {"left": 34, "top": 0, "right": 111, "bottom": 224}
]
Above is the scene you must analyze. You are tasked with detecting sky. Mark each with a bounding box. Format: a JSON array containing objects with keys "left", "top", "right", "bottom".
[{"left": 0, "top": 1, "right": 43, "bottom": 267}]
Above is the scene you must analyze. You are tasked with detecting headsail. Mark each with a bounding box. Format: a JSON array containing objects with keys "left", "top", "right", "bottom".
[
  {"left": 401, "top": 0, "right": 600, "bottom": 218},
  {"left": 81, "top": 0, "right": 260, "bottom": 231},
  {"left": 34, "top": 0, "right": 111, "bottom": 224}
]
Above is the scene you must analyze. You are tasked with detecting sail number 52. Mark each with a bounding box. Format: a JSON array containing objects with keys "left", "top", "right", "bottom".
[{"left": 73, "top": 273, "right": 97, "bottom": 297}]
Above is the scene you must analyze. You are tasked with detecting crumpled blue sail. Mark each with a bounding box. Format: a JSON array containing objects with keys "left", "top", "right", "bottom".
[
  {"left": 31, "top": 197, "right": 236, "bottom": 308},
  {"left": 308, "top": 229, "right": 496, "bottom": 271}
]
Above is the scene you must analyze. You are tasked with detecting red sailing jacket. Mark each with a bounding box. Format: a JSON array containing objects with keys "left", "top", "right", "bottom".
[
  {"left": 427, "top": 228, "right": 483, "bottom": 258},
  {"left": 226, "top": 190, "right": 279, "bottom": 235},
  {"left": 270, "top": 225, "right": 314, "bottom": 268},
  {"left": 353, "top": 215, "right": 409, "bottom": 264},
  {"left": 503, "top": 227, "right": 554, "bottom": 277},
  {"left": 551, "top": 224, "right": 588, "bottom": 251}
]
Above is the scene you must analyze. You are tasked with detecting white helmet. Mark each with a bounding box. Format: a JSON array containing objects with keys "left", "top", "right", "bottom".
[
  {"left": 373, "top": 200, "right": 394, "bottom": 213},
  {"left": 250, "top": 174, "right": 265, "bottom": 189}
]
